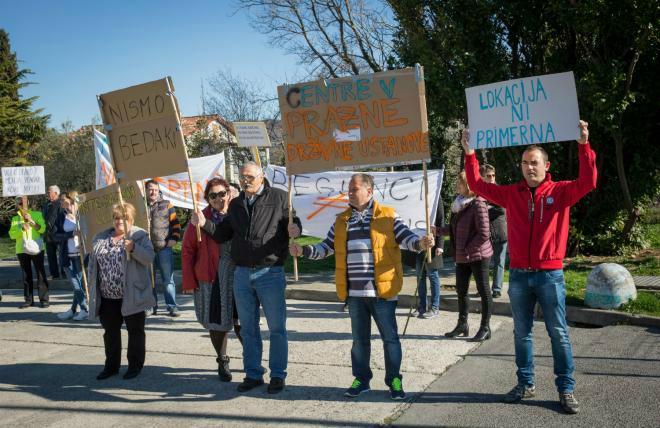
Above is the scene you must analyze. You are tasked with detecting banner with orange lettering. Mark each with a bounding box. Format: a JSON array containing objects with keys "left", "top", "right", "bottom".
[
  {"left": 278, "top": 67, "right": 431, "bottom": 175},
  {"left": 151, "top": 152, "right": 225, "bottom": 210}
]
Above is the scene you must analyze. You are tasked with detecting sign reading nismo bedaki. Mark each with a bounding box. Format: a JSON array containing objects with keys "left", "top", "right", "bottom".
[
  {"left": 97, "top": 77, "right": 188, "bottom": 181},
  {"left": 278, "top": 68, "right": 431, "bottom": 175}
]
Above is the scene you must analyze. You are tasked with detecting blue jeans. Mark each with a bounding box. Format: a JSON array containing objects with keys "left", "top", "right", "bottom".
[
  {"left": 65, "top": 256, "right": 87, "bottom": 312},
  {"left": 415, "top": 252, "right": 441, "bottom": 312},
  {"left": 490, "top": 241, "right": 508, "bottom": 293},
  {"left": 508, "top": 269, "right": 575, "bottom": 393},
  {"left": 153, "top": 246, "right": 177, "bottom": 310},
  {"left": 347, "top": 296, "right": 402, "bottom": 386},
  {"left": 233, "top": 265, "right": 288, "bottom": 380}
]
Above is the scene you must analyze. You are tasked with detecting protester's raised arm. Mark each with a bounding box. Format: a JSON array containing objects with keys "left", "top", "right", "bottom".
[{"left": 565, "top": 120, "right": 598, "bottom": 206}]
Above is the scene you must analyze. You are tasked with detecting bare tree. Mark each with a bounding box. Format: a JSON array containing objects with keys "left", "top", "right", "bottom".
[
  {"left": 205, "top": 68, "right": 278, "bottom": 121},
  {"left": 236, "top": 0, "right": 396, "bottom": 78}
]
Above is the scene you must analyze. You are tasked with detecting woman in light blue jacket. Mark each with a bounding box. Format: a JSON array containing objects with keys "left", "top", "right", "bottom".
[{"left": 88, "top": 203, "right": 155, "bottom": 381}]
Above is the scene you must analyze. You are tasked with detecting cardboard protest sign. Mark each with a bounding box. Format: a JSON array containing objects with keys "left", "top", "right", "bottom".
[
  {"left": 151, "top": 152, "right": 226, "bottom": 210},
  {"left": 265, "top": 165, "right": 443, "bottom": 239},
  {"left": 97, "top": 77, "right": 188, "bottom": 181},
  {"left": 2, "top": 166, "right": 46, "bottom": 197},
  {"left": 465, "top": 71, "right": 580, "bottom": 149},
  {"left": 234, "top": 122, "right": 271, "bottom": 147},
  {"left": 77, "top": 181, "right": 148, "bottom": 251},
  {"left": 277, "top": 67, "right": 431, "bottom": 175}
]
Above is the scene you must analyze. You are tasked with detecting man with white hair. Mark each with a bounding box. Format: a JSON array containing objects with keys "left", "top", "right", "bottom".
[
  {"left": 42, "top": 185, "right": 65, "bottom": 279},
  {"left": 191, "top": 161, "right": 301, "bottom": 395}
]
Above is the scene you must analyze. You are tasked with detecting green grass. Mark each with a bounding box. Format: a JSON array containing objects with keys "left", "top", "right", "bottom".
[
  {"left": 619, "top": 291, "right": 660, "bottom": 316},
  {"left": 0, "top": 236, "right": 15, "bottom": 259},
  {"left": 642, "top": 222, "right": 660, "bottom": 249}
]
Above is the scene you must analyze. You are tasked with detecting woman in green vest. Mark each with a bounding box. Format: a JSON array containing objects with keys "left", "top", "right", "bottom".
[{"left": 8, "top": 197, "right": 50, "bottom": 308}]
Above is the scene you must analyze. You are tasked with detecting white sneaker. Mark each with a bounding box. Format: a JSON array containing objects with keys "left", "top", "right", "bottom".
[
  {"left": 57, "top": 309, "right": 74, "bottom": 320},
  {"left": 73, "top": 310, "right": 89, "bottom": 321}
]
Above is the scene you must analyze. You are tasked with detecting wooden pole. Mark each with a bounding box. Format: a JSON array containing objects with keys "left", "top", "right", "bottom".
[
  {"left": 288, "top": 176, "right": 298, "bottom": 282},
  {"left": 164, "top": 78, "right": 201, "bottom": 242},
  {"left": 141, "top": 180, "right": 156, "bottom": 293},
  {"left": 423, "top": 161, "right": 432, "bottom": 263},
  {"left": 251, "top": 146, "right": 262, "bottom": 168},
  {"left": 74, "top": 208, "right": 90, "bottom": 304},
  {"left": 96, "top": 95, "right": 131, "bottom": 258}
]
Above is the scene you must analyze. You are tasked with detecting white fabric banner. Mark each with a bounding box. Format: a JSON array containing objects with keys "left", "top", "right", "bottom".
[
  {"left": 151, "top": 152, "right": 226, "bottom": 209},
  {"left": 265, "top": 165, "right": 444, "bottom": 239},
  {"left": 93, "top": 129, "right": 116, "bottom": 189}
]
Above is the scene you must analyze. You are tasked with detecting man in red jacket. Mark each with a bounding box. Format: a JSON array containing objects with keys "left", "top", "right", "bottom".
[{"left": 461, "top": 120, "right": 596, "bottom": 414}]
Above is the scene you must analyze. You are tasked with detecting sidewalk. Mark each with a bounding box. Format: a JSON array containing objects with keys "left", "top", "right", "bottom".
[
  {"left": 0, "top": 289, "right": 508, "bottom": 427},
  {"left": 2, "top": 257, "right": 659, "bottom": 328}
]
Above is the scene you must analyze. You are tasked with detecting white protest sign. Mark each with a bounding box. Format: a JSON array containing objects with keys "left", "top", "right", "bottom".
[
  {"left": 234, "top": 122, "right": 271, "bottom": 147},
  {"left": 265, "top": 165, "right": 444, "bottom": 239},
  {"left": 151, "top": 152, "right": 226, "bottom": 210},
  {"left": 465, "top": 71, "right": 580, "bottom": 149},
  {"left": 2, "top": 166, "right": 46, "bottom": 197}
]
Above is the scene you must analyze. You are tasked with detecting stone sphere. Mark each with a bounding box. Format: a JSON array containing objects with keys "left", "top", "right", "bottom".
[{"left": 584, "top": 263, "right": 636, "bottom": 309}]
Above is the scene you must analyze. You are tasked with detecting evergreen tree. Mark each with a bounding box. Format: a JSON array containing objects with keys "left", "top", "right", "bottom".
[{"left": 0, "top": 29, "right": 49, "bottom": 166}]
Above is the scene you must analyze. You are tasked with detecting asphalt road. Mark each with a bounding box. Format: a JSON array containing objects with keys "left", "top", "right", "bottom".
[{"left": 393, "top": 321, "right": 660, "bottom": 427}]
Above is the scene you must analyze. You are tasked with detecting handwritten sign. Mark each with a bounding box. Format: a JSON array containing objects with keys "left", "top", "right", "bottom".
[
  {"left": 265, "top": 165, "right": 443, "bottom": 238},
  {"left": 278, "top": 67, "right": 431, "bottom": 175},
  {"left": 98, "top": 77, "right": 188, "bottom": 181},
  {"left": 465, "top": 71, "right": 580, "bottom": 149},
  {"left": 234, "top": 122, "right": 271, "bottom": 147},
  {"left": 78, "top": 181, "right": 148, "bottom": 251},
  {"left": 1, "top": 166, "right": 46, "bottom": 197}
]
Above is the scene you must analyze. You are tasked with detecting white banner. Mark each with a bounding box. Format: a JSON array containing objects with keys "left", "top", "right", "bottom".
[
  {"left": 265, "top": 165, "right": 444, "bottom": 239},
  {"left": 151, "top": 152, "right": 226, "bottom": 209},
  {"left": 2, "top": 166, "right": 46, "bottom": 197},
  {"left": 465, "top": 71, "right": 580, "bottom": 149}
]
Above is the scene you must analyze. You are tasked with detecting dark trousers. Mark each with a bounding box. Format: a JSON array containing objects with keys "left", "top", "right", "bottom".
[
  {"left": 17, "top": 251, "right": 49, "bottom": 303},
  {"left": 455, "top": 258, "right": 492, "bottom": 327},
  {"left": 99, "top": 298, "right": 146, "bottom": 372},
  {"left": 45, "top": 241, "right": 61, "bottom": 277}
]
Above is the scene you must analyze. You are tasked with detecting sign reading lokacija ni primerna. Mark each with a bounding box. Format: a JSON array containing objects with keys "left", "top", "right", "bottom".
[
  {"left": 1, "top": 166, "right": 46, "bottom": 197},
  {"left": 77, "top": 181, "right": 148, "bottom": 250},
  {"left": 97, "top": 77, "right": 188, "bottom": 181},
  {"left": 233, "top": 122, "right": 271, "bottom": 147},
  {"left": 278, "top": 67, "right": 431, "bottom": 175},
  {"left": 465, "top": 71, "right": 580, "bottom": 150}
]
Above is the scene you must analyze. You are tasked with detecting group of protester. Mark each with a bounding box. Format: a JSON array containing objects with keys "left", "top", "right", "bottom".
[{"left": 7, "top": 120, "right": 596, "bottom": 414}]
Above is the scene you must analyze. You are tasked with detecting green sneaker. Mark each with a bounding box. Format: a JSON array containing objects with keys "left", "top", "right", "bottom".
[
  {"left": 389, "top": 377, "right": 406, "bottom": 400},
  {"left": 344, "top": 378, "right": 370, "bottom": 398}
]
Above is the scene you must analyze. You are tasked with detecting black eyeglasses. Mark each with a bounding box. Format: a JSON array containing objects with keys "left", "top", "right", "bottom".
[{"left": 208, "top": 190, "right": 227, "bottom": 200}]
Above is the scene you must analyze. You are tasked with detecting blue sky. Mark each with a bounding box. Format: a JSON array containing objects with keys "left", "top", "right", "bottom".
[{"left": 2, "top": 0, "right": 304, "bottom": 128}]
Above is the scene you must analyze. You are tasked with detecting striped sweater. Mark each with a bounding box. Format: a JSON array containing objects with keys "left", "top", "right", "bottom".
[{"left": 303, "top": 199, "right": 422, "bottom": 298}]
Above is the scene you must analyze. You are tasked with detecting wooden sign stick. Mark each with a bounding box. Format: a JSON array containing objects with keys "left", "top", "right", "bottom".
[
  {"left": 252, "top": 146, "right": 262, "bottom": 168},
  {"left": 96, "top": 96, "right": 131, "bottom": 259},
  {"left": 288, "top": 176, "right": 298, "bottom": 281},
  {"left": 164, "top": 78, "right": 201, "bottom": 242},
  {"left": 74, "top": 208, "right": 90, "bottom": 304},
  {"left": 423, "top": 161, "right": 432, "bottom": 263}
]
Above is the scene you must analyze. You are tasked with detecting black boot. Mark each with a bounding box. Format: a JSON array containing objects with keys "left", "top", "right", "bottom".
[
  {"left": 445, "top": 320, "right": 469, "bottom": 338},
  {"left": 468, "top": 325, "right": 491, "bottom": 342},
  {"left": 217, "top": 355, "right": 232, "bottom": 382}
]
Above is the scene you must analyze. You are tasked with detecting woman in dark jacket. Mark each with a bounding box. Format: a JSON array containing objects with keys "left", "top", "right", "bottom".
[
  {"left": 437, "top": 171, "right": 493, "bottom": 342},
  {"left": 182, "top": 177, "right": 242, "bottom": 382}
]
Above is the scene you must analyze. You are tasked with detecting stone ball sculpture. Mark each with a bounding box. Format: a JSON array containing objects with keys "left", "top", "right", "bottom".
[{"left": 584, "top": 263, "right": 636, "bottom": 309}]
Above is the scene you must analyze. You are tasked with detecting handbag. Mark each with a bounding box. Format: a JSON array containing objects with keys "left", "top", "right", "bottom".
[{"left": 21, "top": 221, "right": 41, "bottom": 255}]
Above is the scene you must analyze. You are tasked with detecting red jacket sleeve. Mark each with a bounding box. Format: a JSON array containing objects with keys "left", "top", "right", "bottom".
[
  {"left": 563, "top": 142, "right": 598, "bottom": 206},
  {"left": 181, "top": 224, "right": 198, "bottom": 291},
  {"left": 464, "top": 153, "right": 510, "bottom": 208}
]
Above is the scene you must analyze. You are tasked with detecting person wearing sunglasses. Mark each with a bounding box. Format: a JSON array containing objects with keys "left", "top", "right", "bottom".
[
  {"left": 191, "top": 162, "right": 302, "bottom": 395},
  {"left": 182, "top": 177, "right": 243, "bottom": 382}
]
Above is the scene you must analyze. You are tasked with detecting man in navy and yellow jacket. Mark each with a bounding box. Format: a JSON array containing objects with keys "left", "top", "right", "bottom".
[{"left": 290, "top": 173, "right": 434, "bottom": 400}]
